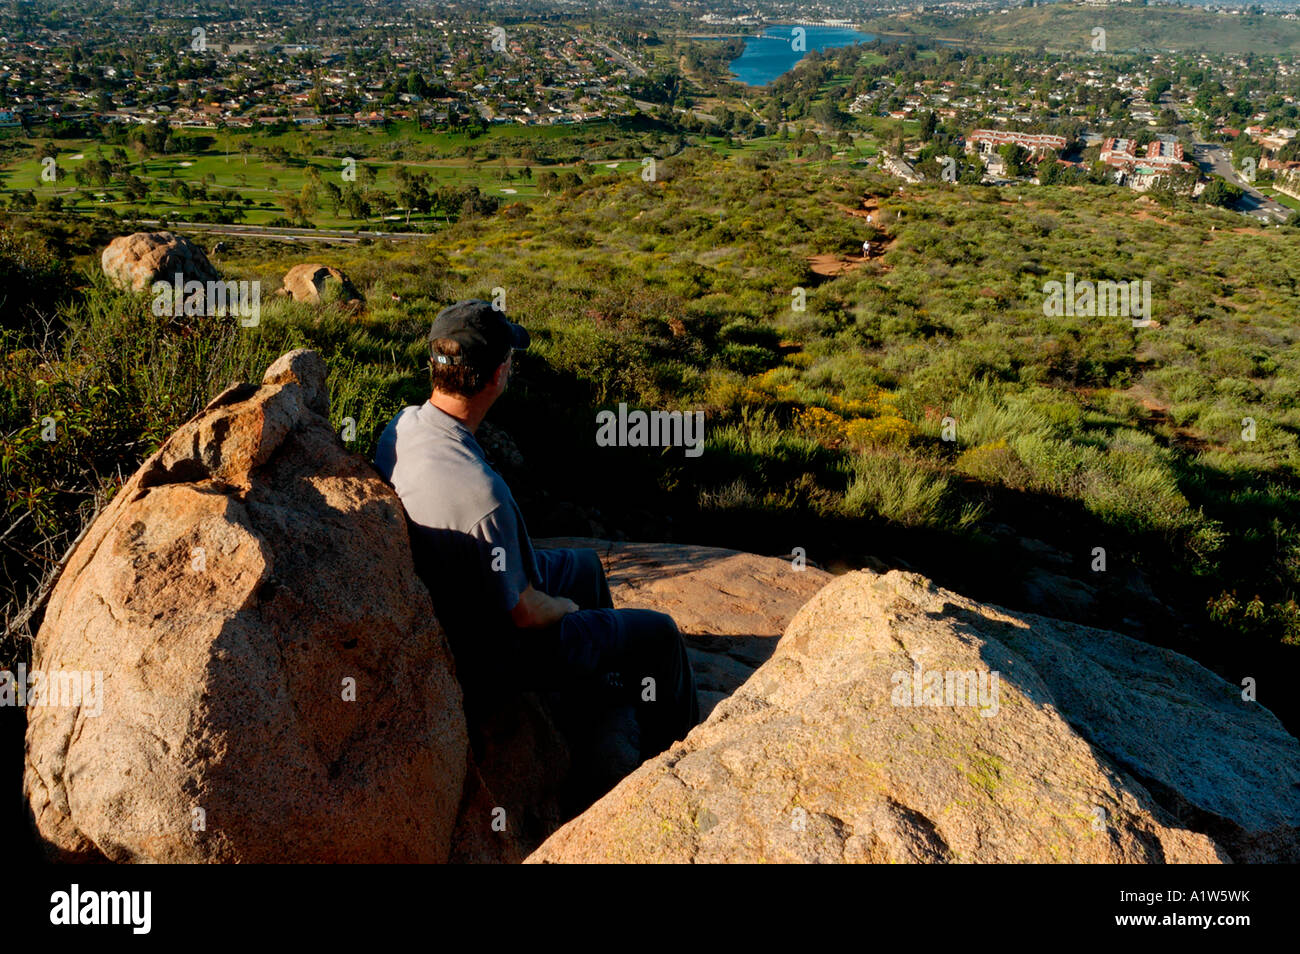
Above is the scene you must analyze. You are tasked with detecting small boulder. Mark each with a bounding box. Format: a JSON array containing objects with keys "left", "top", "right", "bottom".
[
  {"left": 280, "top": 263, "right": 362, "bottom": 305},
  {"left": 101, "top": 231, "right": 219, "bottom": 293}
]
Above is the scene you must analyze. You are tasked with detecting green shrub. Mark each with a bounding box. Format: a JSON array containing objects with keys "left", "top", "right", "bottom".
[
  {"left": 841, "top": 450, "right": 974, "bottom": 528},
  {"left": 721, "top": 342, "right": 777, "bottom": 375},
  {"left": 955, "top": 439, "right": 1033, "bottom": 489},
  {"left": 0, "top": 227, "right": 70, "bottom": 330}
]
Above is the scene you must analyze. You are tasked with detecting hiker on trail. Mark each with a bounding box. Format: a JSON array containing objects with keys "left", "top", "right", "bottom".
[
  {"left": 374, "top": 299, "right": 700, "bottom": 796},
  {"left": 862, "top": 239, "right": 871, "bottom": 258}
]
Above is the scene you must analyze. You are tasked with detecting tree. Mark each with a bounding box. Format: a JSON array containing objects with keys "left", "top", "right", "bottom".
[
  {"left": 299, "top": 182, "right": 319, "bottom": 218},
  {"left": 396, "top": 181, "right": 422, "bottom": 223},
  {"left": 997, "top": 142, "right": 1030, "bottom": 178},
  {"left": 368, "top": 190, "right": 395, "bottom": 218},
  {"left": 139, "top": 118, "right": 170, "bottom": 154},
  {"left": 121, "top": 176, "right": 149, "bottom": 202},
  {"left": 920, "top": 110, "right": 937, "bottom": 142},
  {"left": 342, "top": 185, "right": 370, "bottom": 220},
  {"left": 1147, "top": 78, "right": 1172, "bottom": 104},
  {"left": 323, "top": 181, "right": 342, "bottom": 216},
  {"left": 809, "top": 99, "right": 846, "bottom": 131},
  {"left": 280, "top": 193, "right": 306, "bottom": 224},
  {"left": 1201, "top": 176, "right": 1243, "bottom": 208}
]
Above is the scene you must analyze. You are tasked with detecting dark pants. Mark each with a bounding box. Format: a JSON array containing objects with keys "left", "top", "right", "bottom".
[{"left": 509, "top": 548, "right": 700, "bottom": 763}]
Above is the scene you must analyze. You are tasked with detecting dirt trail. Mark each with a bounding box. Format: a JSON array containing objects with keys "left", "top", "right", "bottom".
[
  {"left": 838, "top": 195, "right": 882, "bottom": 220},
  {"left": 808, "top": 253, "right": 864, "bottom": 277},
  {"left": 1119, "top": 383, "right": 1211, "bottom": 454},
  {"left": 808, "top": 195, "right": 897, "bottom": 276}
]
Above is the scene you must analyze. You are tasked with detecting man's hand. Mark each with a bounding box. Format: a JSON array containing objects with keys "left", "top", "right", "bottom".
[{"left": 510, "top": 584, "right": 580, "bottom": 628}]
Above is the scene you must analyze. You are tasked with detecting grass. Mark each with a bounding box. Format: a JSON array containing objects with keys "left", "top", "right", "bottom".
[
  {"left": 3, "top": 141, "right": 607, "bottom": 226},
  {"left": 1259, "top": 187, "right": 1300, "bottom": 213},
  {"left": 0, "top": 118, "right": 704, "bottom": 228}
]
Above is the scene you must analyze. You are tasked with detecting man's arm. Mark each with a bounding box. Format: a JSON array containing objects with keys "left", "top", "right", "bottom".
[{"left": 510, "top": 584, "right": 580, "bottom": 629}]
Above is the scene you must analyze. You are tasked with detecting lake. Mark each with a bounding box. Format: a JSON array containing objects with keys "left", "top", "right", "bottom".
[{"left": 728, "top": 25, "right": 876, "bottom": 87}]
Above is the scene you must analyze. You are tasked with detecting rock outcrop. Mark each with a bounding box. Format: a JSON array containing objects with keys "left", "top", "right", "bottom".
[
  {"left": 529, "top": 570, "right": 1300, "bottom": 863},
  {"left": 24, "top": 350, "right": 469, "bottom": 863},
  {"left": 280, "top": 263, "right": 362, "bottom": 305},
  {"left": 101, "top": 231, "right": 219, "bottom": 293},
  {"left": 462, "top": 537, "right": 828, "bottom": 857},
  {"left": 535, "top": 538, "right": 833, "bottom": 719}
]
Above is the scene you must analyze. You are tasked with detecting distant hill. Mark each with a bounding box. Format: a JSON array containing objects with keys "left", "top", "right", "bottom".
[{"left": 864, "top": 2, "right": 1300, "bottom": 55}]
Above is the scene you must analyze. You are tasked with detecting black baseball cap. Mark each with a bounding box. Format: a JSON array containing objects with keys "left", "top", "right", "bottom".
[{"left": 428, "top": 299, "right": 530, "bottom": 368}]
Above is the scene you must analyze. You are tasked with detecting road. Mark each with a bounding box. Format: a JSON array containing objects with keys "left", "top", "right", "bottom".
[
  {"left": 591, "top": 38, "right": 647, "bottom": 79},
  {"left": 1162, "top": 93, "right": 1290, "bottom": 224},
  {"left": 1188, "top": 141, "right": 1290, "bottom": 222},
  {"left": 133, "top": 219, "right": 431, "bottom": 243},
  {"left": 632, "top": 98, "right": 719, "bottom": 124}
]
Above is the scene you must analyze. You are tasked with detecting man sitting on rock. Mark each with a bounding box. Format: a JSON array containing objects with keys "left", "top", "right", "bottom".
[{"left": 375, "top": 299, "right": 699, "bottom": 797}]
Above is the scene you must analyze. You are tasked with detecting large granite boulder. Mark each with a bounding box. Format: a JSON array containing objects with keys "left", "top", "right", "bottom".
[
  {"left": 24, "top": 350, "right": 469, "bottom": 863},
  {"left": 101, "top": 231, "right": 219, "bottom": 293},
  {"left": 529, "top": 570, "right": 1300, "bottom": 863}
]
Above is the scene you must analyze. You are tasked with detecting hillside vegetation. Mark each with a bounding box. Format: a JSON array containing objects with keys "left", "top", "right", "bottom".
[
  {"left": 5, "top": 146, "right": 1300, "bottom": 720},
  {"left": 866, "top": 3, "right": 1300, "bottom": 55}
]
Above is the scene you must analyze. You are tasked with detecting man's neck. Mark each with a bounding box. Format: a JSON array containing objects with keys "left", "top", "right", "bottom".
[{"left": 429, "top": 391, "right": 487, "bottom": 434}]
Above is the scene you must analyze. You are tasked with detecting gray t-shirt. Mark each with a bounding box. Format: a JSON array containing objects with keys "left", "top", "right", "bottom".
[{"left": 374, "top": 401, "right": 540, "bottom": 644}]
